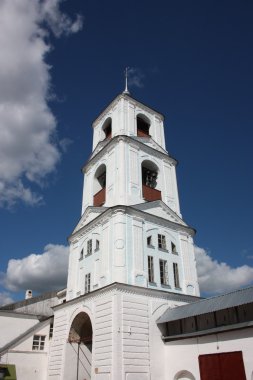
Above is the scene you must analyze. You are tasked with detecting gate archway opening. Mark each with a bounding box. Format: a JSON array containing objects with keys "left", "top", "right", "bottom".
[{"left": 65, "top": 312, "right": 93, "bottom": 380}]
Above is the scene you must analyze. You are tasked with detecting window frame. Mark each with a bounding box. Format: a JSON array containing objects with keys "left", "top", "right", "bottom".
[
  {"left": 159, "top": 259, "right": 169, "bottom": 285},
  {"left": 87, "top": 239, "right": 92, "bottom": 256},
  {"left": 49, "top": 323, "right": 54, "bottom": 339},
  {"left": 158, "top": 234, "right": 167, "bottom": 250},
  {"left": 95, "top": 239, "right": 100, "bottom": 251},
  {"left": 85, "top": 273, "right": 91, "bottom": 293},
  {"left": 148, "top": 256, "right": 154, "bottom": 283},
  {"left": 147, "top": 236, "right": 152, "bottom": 246},
  {"left": 171, "top": 242, "right": 178, "bottom": 254},
  {"left": 173, "top": 262, "right": 180, "bottom": 288},
  {"left": 32, "top": 335, "right": 46, "bottom": 351}
]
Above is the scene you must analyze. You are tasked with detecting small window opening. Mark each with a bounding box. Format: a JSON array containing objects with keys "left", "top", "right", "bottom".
[
  {"left": 142, "top": 167, "right": 157, "bottom": 189},
  {"left": 159, "top": 259, "right": 169, "bottom": 285},
  {"left": 103, "top": 118, "right": 112, "bottom": 139},
  {"left": 85, "top": 273, "right": 91, "bottom": 293},
  {"left": 95, "top": 239, "right": 100, "bottom": 250},
  {"left": 49, "top": 323, "right": 54, "bottom": 339},
  {"left": 173, "top": 262, "right": 180, "bottom": 288},
  {"left": 32, "top": 335, "right": 46, "bottom": 351},
  {"left": 97, "top": 172, "right": 106, "bottom": 189},
  {"left": 87, "top": 240, "right": 92, "bottom": 255},
  {"left": 158, "top": 234, "right": 167, "bottom": 250},
  {"left": 137, "top": 116, "right": 150, "bottom": 137},
  {"left": 94, "top": 164, "right": 106, "bottom": 207},
  {"left": 80, "top": 249, "right": 84, "bottom": 260},
  {"left": 171, "top": 242, "right": 177, "bottom": 254},
  {"left": 147, "top": 236, "right": 152, "bottom": 246},
  {"left": 148, "top": 256, "right": 154, "bottom": 283}
]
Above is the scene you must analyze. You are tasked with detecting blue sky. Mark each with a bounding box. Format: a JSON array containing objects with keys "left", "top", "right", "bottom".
[{"left": 0, "top": 0, "right": 253, "bottom": 304}]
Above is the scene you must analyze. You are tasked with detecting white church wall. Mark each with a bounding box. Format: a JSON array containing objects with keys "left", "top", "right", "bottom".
[
  {"left": 1, "top": 321, "right": 51, "bottom": 380},
  {"left": 48, "top": 285, "right": 196, "bottom": 380},
  {"left": 67, "top": 207, "right": 199, "bottom": 300},
  {"left": 0, "top": 313, "right": 39, "bottom": 347},
  {"left": 163, "top": 327, "right": 253, "bottom": 380}
]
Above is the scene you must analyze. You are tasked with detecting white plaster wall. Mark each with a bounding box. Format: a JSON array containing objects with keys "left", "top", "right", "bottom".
[
  {"left": 0, "top": 314, "right": 38, "bottom": 347},
  {"left": 48, "top": 285, "right": 193, "bottom": 380},
  {"left": 163, "top": 328, "right": 253, "bottom": 380},
  {"left": 1, "top": 322, "right": 51, "bottom": 380},
  {"left": 67, "top": 208, "right": 199, "bottom": 300}
]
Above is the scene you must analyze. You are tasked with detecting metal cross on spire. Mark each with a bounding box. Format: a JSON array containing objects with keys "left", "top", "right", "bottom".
[{"left": 123, "top": 67, "right": 130, "bottom": 95}]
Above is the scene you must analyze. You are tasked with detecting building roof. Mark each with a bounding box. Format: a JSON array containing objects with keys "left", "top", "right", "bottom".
[
  {"left": 157, "top": 285, "right": 253, "bottom": 324},
  {"left": 92, "top": 93, "right": 164, "bottom": 127}
]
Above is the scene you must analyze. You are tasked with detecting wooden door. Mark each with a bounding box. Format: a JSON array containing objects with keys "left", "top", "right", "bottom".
[{"left": 199, "top": 351, "right": 246, "bottom": 380}]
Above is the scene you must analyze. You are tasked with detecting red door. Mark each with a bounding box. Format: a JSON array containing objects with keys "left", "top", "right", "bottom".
[{"left": 199, "top": 351, "right": 246, "bottom": 380}]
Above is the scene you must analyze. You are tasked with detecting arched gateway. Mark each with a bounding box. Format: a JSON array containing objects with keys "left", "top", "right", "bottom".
[{"left": 64, "top": 312, "right": 93, "bottom": 380}]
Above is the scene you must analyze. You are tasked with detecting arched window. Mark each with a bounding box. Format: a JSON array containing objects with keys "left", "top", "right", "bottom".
[
  {"left": 137, "top": 114, "right": 150, "bottom": 137},
  {"left": 142, "top": 160, "right": 161, "bottom": 201},
  {"left": 102, "top": 117, "right": 112, "bottom": 139},
  {"left": 93, "top": 164, "right": 106, "bottom": 206}
]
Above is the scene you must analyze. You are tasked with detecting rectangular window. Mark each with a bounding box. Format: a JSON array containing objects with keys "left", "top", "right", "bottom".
[
  {"left": 49, "top": 323, "right": 54, "bottom": 339},
  {"left": 148, "top": 256, "right": 154, "bottom": 283},
  {"left": 95, "top": 239, "right": 100, "bottom": 250},
  {"left": 87, "top": 239, "right": 92, "bottom": 255},
  {"left": 80, "top": 248, "right": 84, "bottom": 260},
  {"left": 85, "top": 273, "right": 91, "bottom": 293},
  {"left": 32, "top": 335, "right": 46, "bottom": 351},
  {"left": 147, "top": 236, "right": 152, "bottom": 246},
  {"left": 171, "top": 242, "right": 177, "bottom": 254},
  {"left": 173, "top": 263, "right": 180, "bottom": 288},
  {"left": 158, "top": 234, "right": 166, "bottom": 250},
  {"left": 159, "top": 259, "right": 169, "bottom": 285}
]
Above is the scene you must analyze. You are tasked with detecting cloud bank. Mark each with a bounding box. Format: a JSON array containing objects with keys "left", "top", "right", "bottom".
[
  {"left": 195, "top": 246, "right": 253, "bottom": 295},
  {"left": 0, "top": 0, "right": 82, "bottom": 207},
  {"left": 3, "top": 244, "right": 69, "bottom": 293}
]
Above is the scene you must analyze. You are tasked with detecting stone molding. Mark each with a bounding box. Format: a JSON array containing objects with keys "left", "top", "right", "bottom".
[
  {"left": 69, "top": 204, "right": 195, "bottom": 243},
  {"left": 54, "top": 282, "right": 201, "bottom": 312},
  {"left": 83, "top": 135, "right": 177, "bottom": 173}
]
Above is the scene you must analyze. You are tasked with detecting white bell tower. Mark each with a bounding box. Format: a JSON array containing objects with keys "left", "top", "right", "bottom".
[
  {"left": 66, "top": 89, "right": 199, "bottom": 300},
  {"left": 49, "top": 87, "right": 201, "bottom": 380}
]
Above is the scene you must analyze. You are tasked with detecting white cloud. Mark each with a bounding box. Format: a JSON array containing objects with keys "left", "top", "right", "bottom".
[
  {"left": 128, "top": 67, "right": 145, "bottom": 88},
  {"left": 0, "top": 292, "right": 14, "bottom": 306},
  {"left": 0, "top": 0, "right": 82, "bottom": 207},
  {"left": 4, "top": 244, "right": 69, "bottom": 293},
  {"left": 195, "top": 246, "right": 253, "bottom": 295}
]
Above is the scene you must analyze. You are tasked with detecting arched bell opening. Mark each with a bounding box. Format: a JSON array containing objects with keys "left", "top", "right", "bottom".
[
  {"left": 93, "top": 164, "right": 106, "bottom": 206},
  {"left": 141, "top": 160, "right": 161, "bottom": 202},
  {"left": 102, "top": 117, "right": 112, "bottom": 140},
  {"left": 65, "top": 312, "right": 93, "bottom": 380},
  {"left": 137, "top": 114, "right": 150, "bottom": 137}
]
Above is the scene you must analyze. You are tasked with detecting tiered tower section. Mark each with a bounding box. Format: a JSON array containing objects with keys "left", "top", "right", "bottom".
[{"left": 66, "top": 93, "right": 199, "bottom": 301}]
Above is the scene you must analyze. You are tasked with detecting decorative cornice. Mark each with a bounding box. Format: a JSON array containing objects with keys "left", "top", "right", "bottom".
[
  {"left": 82, "top": 135, "right": 177, "bottom": 173},
  {"left": 53, "top": 282, "right": 201, "bottom": 312},
  {"left": 133, "top": 200, "right": 187, "bottom": 227},
  {"left": 68, "top": 204, "right": 195, "bottom": 243}
]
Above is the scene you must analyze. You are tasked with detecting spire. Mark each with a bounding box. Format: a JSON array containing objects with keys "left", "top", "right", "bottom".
[{"left": 123, "top": 67, "right": 130, "bottom": 95}]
